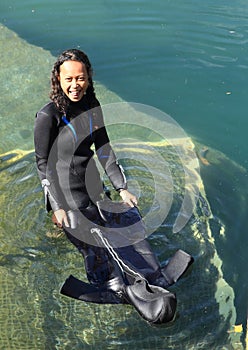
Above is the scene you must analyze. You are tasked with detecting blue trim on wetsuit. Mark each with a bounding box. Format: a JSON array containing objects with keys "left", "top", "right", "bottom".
[
  {"left": 62, "top": 113, "right": 109, "bottom": 160},
  {"left": 89, "top": 112, "right": 93, "bottom": 138},
  {"left": 62, "top": 115, "right": 78, "bottom": 142},
  {"left": 97, "top": 148, "right": 109, "bottom": 159}
]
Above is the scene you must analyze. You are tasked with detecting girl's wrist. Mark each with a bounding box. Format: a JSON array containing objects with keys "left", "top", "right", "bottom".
[{"left": 118, "top": 188, "right": 127, "bottom": 193}]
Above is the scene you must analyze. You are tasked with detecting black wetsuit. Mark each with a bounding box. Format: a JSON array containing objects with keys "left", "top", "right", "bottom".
[
  {"left": 34, "top": 96, "right": 132, "bottom": 284},
  {"left": 34, "top": 96, "right": 126, "bottom": 213},
  {"left": 34, "top": 96, "right": 193, "bottom": 316}
]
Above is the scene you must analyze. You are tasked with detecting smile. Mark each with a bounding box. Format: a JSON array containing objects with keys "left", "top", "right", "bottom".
[{"left": 69, "top": 90, "right": 80, "bottom": 97}]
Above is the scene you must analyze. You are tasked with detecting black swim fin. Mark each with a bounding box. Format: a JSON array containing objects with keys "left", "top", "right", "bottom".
[
  {"left": 60, "top": 275, "right": 177, "bottom": 325},
  {"left": 162, "top": 249, "right": 194, "bottom": 286},
  {"left": 124, "top": 279, "right": 177, "bottom": 324},
  {"left": 60, "top": 275, "right": 127, "bottom": 304}
]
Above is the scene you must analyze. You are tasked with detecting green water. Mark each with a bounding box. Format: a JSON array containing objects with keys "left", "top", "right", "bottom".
[
  {"left": 1, "top": 0, "right": 247, "bottom": 168},
  {"left": 0, "top": 1, "right": 248, "bottom": 349}
]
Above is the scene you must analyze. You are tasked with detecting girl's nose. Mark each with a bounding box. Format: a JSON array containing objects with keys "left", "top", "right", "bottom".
[{"left": 71, "top": 79, "right": 77, "bottom": 88}]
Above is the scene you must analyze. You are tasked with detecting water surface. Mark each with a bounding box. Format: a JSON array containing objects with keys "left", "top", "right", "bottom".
[{"left": 0, "top": 1, "right": 248, "bottom": 349}]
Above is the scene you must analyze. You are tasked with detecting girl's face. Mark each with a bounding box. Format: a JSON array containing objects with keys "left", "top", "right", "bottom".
[{"left": 58, "top": 60, "right": 89, "bottom": 102}]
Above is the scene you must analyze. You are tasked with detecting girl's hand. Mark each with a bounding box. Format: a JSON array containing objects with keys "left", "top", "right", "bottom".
[
  {"left": 119, "top": 189, "right": 138, "bottom": 207},
  {"left": 52, "top": 209, "right": 69, "bottom": 228}
]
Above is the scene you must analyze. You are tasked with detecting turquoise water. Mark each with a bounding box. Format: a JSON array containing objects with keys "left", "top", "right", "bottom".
[
  {"left": 1, "top": 0, "right": 248, "bottom": 169},
  {"left": 1, "top": 0, "right": 248, "bottom": 349}
]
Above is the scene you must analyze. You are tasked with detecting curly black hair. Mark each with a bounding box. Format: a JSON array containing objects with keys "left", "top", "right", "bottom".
[{"left": 50, "top": 49, "right": 97, "bottom": 113}]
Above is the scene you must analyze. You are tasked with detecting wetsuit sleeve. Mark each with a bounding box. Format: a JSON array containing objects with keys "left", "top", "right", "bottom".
[
  {"left": 93, "top": 108, "right": 127, "bottom": 191},
  {"left": 34, "top": 110, "right": 65, "bottom": 212}
]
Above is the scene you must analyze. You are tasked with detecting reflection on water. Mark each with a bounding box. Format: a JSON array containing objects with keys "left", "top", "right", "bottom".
[{"left": 196, "top": 143, "right": 248, "bottom": 330}]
